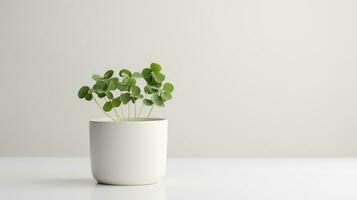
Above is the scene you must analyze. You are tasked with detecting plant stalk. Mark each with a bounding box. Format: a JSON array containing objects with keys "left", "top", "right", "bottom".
[
  {"left": 128, "top": 103, "right": 131, "bottom": 121},
  {"left": 93, "top": 96, "right": 116, "bottom": 121},
  {"left": 138, "top": 94, "right": 147, "bottom": 118},
  {"left": 120, "top": 106, "right": 125, "bottom": 120},
  {"left": 147, "top": 105, "right": 154, "bottom": 119}
]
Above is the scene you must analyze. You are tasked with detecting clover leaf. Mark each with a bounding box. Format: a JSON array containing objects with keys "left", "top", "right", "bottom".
[
  {"left": 103, "top": 70, "right": 114, "bottom": 79},
  {"left": 78, "top": 62, "right": 174, "bottom": 121},
  {"left": 120, "top": 93, "right": 131, "bottom": 104},
  {"left": 78, "top": 86, "right": 90, "bottom": 98},
  {"left": 103, "top": 101, "right": 113, "bottom": 112},
  {"left": 150, "top": 63, "right": 161, "bottom": 73},
  {"left": 163, "top": 82, "right": 174, "bottom": 93},
  {"left": 119, "top": 69, "right": 132, "bottom": 77}
]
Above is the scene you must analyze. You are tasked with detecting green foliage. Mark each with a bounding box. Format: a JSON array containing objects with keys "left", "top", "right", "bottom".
[
  {"left": 119, "top": 93, "right": 131, "bottom": 104},
  {"left": 143, "top": 99, "right": 153, "bottom": 106},
  {"left": 78, "top": 86, "right": 90, "bottom": 98},
  {"left": 103, "top": 70, "right": 114, "bottom": 79},
  {"left": 85, "top": 93, "right": 93, "bottom": 101},
  {"left": 92, "top": 74, "right": 102, "bottom": 81},
  {"left": 119, "top": 69, "right": 132, "bottom": 77},
  {"left": 150, "top": 63, "right": 161, "bottom": 73},
  {"left": 77, "top": 62, "right": 174, "bottom": 121},
  {"left": 111, "top": 97, "right": 121, "bottom": 107},
  {"left": 103, "top": 101, "right": 112, "bottom": 112},
  {"left": 163, "top": 82, "right": 174, "bottom": 93}
]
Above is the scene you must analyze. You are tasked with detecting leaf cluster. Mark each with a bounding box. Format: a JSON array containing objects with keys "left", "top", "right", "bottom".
[{"left": 77, "top": 63, "right": 174, "bottom": 121}]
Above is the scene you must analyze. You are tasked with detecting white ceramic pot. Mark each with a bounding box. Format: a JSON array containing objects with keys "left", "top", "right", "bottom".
[{"left": 89, "top": 118, "right": 168, "bottom": 185}]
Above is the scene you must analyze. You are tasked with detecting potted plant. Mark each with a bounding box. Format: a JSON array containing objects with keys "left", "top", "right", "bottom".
[{"left": 78, "top": 63, "right": 174, "bottom": 185}]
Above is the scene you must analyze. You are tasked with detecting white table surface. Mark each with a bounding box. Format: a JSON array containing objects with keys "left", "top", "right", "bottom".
[{"left": 1, "top": 158, "right": 357, "bottom": 199}]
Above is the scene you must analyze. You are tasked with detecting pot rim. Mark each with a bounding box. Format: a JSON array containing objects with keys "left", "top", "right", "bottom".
[{"left": 90, "top": 117, "right": 167, "bottom": 124}]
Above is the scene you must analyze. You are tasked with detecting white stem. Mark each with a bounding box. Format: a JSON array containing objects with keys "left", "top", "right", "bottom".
[
  {"left": 138, "top": 94, "right": 147, "bottom": 118},
  {"left": 128, "top": 103, "right": 131, "bottom": 121},
  {"left": 147, "top": 105, "right": 154, "bottom": 119},
  {"left": 93, "top": 96, "right": 116, "bottom": 121}
]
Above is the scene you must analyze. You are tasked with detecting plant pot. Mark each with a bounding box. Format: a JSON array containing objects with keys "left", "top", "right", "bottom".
[{"left": 89, "top": 118, "right": 168, "bottom": 185}]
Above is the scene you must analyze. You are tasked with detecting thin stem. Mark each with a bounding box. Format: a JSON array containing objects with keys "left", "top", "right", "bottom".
[
  {"left": 128, "top": 103, "right": 131, "bottom": 121},
  {"left": 105, "top": 97, "right": 119, "bottom": 121},
  {"left": 114, "top": 108, "right": 121, "bottom": 121},
  {"left": 120, "top": 106, "right": 126, "bottom": 121},
  {"left": 138, "top": 94, "right": 147, "bottom": 118},
  {"left": 93, "top": 96, "right": 116, "bottom": 121},
  {"left": 147, "top": 105, "right": 154, "bottom": 119},
  {"left": 134, "top": 102, "right": 137, "bottom": 119}
]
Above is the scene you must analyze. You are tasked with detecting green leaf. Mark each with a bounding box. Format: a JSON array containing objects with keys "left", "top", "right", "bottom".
[
  {"left": 105, "top": 91, "right": 113, "bottom": 99},
  {"left": 143, "top": 99, "right": 153, "bottom": 106},
  {"left": 163, "top": 82, "right": 174, "bottom": 93},
  {"left": 119, "top": 93, "right": 131, "bottom": 104},
  {"left": 151, "top": 94, "right": 164, "bottom": 106},
  {"left": 129, "top": 78, "right": 136, "bottom": 86},
  {"left": 109, "top": 77, "right": 119, "bottom": 82},
  {"left": 150, "top": 63, "right": 161, "bottom": 73},
  {"left": 119, "top": 69, "right": 132, "bottom": 77},
  {"left": 148, "top": 79, "right": 162, "bottom": 87},
  {"left": 108, "top": 80, "right": 117, "bottom": 90},
  {"left": 103, "top": 101, "right": 113, "bottom": 112},
  {"left": 153, "top": 73, "right": 165, "bottom": 83},
  {"left": 85, "top": 93, "right": 93, "bottom": 101},
  {"left": 93, "top": 81, "right": 106, "bottom": 93},
  {"left": 111, "top": 97, "right": 121, "bottom": 107},
  {"left": 142, "top": 68, "right": 152, "bottom": 79},
  {"left": 122, "top": 77, "right": 130, "bottom": 85},
  {"left": 144, "top": 86, "right": 150, "bottom": 94},
  {"left": 92, "top": 74, "right": 102, "bottom": 81},
  {"left": 161, "top": 92, "right": 172, "bottom": 100},
  {"left": 117, "top": 82, "right": 130, "bottom": 91},
  {"left": 131, "top": 85, "right": 140, "bottom": 96},
  {"left": 132, "top": 72, "right": 143, "bottom": 78},
  {"left": 96, "top": 92, "right": 106, "bottom": 98},
  {"left": 78, "top": 86, "right": 90, "bottom": 98},
  {"left": 103, "top": 70, "right": 114, "bottom": 79}
]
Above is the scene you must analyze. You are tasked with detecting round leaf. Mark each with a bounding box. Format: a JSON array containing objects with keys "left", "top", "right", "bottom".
[
  {"left": 142, "top": 68, "right": 152, "bottom": 79},
  {"left": 119, "top": 69, "right": 132, "bottom": 77},
  {"left": 111, "top": 97, "right": 121, "bottom": 107},
  {"left": 153, "top": 73, "right": 165, "bottom": 83},
  {"left": 117, "top": 82, "right": 130, "bottom": 91},
  {"left": 163, "top": 82, "right": 174, "bottom": 93},
  {"left": 78, "top": 86, "right": 90, "bottom": 98},
  {"left": 143, "top": 99, "right": 153, "bottom": 106},
  {"left": 150, "top": 63, "right": 161, "bottom": 73},
  {"left": 105, "top": 91, "right": 113, "bottom": 99},
  {"left": 108, "top": 80, "right": 117, "bottom": 90},
  {"left": 120, "top": 93, "right": 131, "bottom": 104},
  {"left": 96, "top": 92, "right": 106, "bottom": 98},
  {"left": 103, "top": 101, "right": 113, "bottom": 112},
  {"left": 92, "top": 74, "right": 102, "bottom": 81},
  {"left": 93, "top": 81, "right": 106, "bottom": 93},
  {"left": 109, "top": 77, "right": 119, "bottom": 82},
  {"left": 103, "top": 70, "right": 114, "bottom": 79},
  {"left": 131, "top": 85, "right": 140, "bottom": 96},
  {"left": 151, "top": 94, "right": 164, "bottom": 106},
  {"left": 129, "top": 78, "right": 136, "bottom": 86},
  {"left": 161, "top": 92, "right": 172, "bottom": 101},
  {"left": 132, "top": 72, "right": 143, "bottom": 78},
  {"left": 85, "top": 93, "right": 93, "bottom": 101},
  {"left": 144, "top": 86, "right": 150, "bottom": 94}
]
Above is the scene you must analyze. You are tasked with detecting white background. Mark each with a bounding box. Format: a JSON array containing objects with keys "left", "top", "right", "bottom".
[{"left": 0, "top": 0, "right": 356, "bottom": 156}]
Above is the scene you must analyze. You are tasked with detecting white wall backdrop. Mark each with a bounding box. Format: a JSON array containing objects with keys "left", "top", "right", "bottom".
[{"left": 0, "top": 0, "right": 356, "bottom": 156}]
